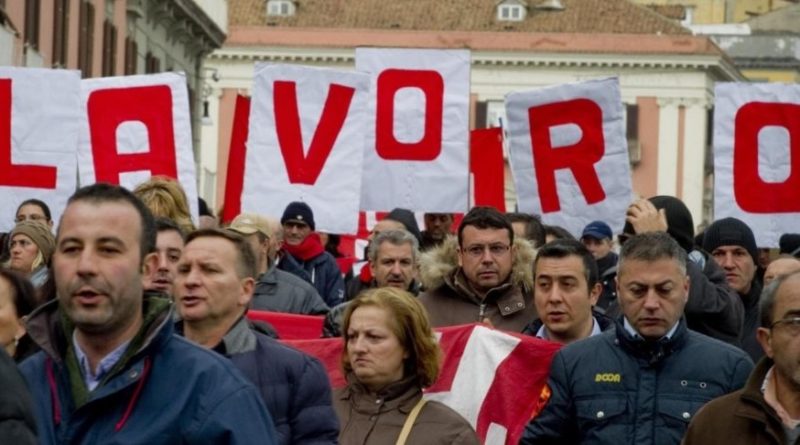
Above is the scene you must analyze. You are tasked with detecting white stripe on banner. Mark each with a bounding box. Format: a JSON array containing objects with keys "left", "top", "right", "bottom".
[{"left": 425, "top": 325, "right": 521, "bottom": 426}]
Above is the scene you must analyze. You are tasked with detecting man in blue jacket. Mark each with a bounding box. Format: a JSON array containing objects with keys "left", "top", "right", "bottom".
[
  {"left": 277, "top": 201, "right": 344, "bottom": 307},
  {"left": 521, "top": 231, "right": 753, "bottom": 445},
  {"left": 175, "top": 228, "right": 339, "bottom": 445},
  {"left": 19, "top": 183, "right": 277, "bottom": 445}
]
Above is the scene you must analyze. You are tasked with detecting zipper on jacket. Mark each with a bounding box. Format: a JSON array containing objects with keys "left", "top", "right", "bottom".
[{"left": 478, "top": 303, "right": 486, "bottom": 322}]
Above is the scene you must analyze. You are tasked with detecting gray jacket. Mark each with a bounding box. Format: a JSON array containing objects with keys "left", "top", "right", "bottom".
[{"left": 252, "top": 266, "right": 329, "bottom": 315}]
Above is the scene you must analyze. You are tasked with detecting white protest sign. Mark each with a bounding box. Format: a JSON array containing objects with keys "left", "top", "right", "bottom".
[
  {"left": 714, "top": 82, "right": 800, "bottom": 247},
  {"left": 356, "top": 48, "right": 470, "bottom": 213},
  {"left": 242, "top": 64, "right": 370, "bottom": 234},
  {"left": 505, "top": 77, "right": 633, "bottom": 236},
  {"left": 0, "top": 67, "right": 81, "bottom": 232},
  {"left": 78, "top": 72, "right": 199, "bottom": 221}
]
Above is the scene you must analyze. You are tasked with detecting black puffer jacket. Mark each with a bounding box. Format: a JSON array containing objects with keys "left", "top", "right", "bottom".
[{"left": 0, "top": 349, "right": 36, "bottom": 445}]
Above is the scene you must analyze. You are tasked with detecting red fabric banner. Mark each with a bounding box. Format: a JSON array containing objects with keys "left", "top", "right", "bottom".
[
  {"left": 470, "top": 127, "right": 505, "bottom": 211},
  {"left": 221, "top": 94, "right": 251, "bottom": 224},
  {"left": 247, "top": 309, "right": 325, "bottom": 340}
]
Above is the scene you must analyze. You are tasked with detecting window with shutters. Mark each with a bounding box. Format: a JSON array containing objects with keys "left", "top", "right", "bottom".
[
  {"left": 626, "top": 104, "right": 641, "bottom": 164},
  {"left": 24, "top": 0, "right": 40, "bottom": 50},
  {"left": 52, "top": 0, "right": 69, "bottom": 67},
  {"left": 266, "top": 0, "right": 295, "bottom": 17},
  {"left": 124, "top": 36, "right": 137, "bottom": 74},
  {"left": 78, "top": 0, "right": 95, "bottom": 77},
  {"left": 102, "top": 19, "right": 117, "bottom": 76},
  {"left": 145, "top": 51, "right": 160, "bottom": 74}
]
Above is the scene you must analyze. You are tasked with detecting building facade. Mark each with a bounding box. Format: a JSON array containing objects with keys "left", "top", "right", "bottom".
[
  {"left": 201, "top": 0, "right": 744, "bottom": 227},
  {"left": 0, "top": 0, "right": 226, "bottom": 168}
]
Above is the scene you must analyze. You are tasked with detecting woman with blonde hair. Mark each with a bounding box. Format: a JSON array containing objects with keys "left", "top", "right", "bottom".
[
  {"left": 336, "top": 287, "right": 478, "bottom": 444},
  {"left": 133, "top": 176, "right": 195, "bottom": 234}
]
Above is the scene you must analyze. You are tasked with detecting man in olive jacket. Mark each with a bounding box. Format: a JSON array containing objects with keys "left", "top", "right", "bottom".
[{"left": 683, "top": 271, "right": 800, "bottom": 445}]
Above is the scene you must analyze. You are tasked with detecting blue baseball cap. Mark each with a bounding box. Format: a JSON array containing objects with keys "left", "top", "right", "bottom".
[{"left": 581, "top": 221, "right": 613, "bottom": 240}]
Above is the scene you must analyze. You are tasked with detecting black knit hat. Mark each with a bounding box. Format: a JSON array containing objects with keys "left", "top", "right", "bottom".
[
  {"left": 702, "top": 217, "right": 757, "bottom": 263},
  {"left": 385, "top": 208, "right": 422, "bottom": 245},
  {"left": 623, "top": 195, "right": 695, "bottom": 253},
  {"left": 281, "top": 201, "right": 315, "bottom": 231},
  {"left": 779, "top": 233, "right": 800, "bottom": 258}
]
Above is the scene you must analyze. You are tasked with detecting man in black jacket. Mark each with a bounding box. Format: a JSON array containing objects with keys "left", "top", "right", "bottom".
[
  {"left": 616, "top": 196, "right": 745, "bottom": 346},
  {"left": 703, "top": 217, "right": 763, "bottom": 361},
  {"left": 0, "top": 349, "right": 36, "bottom": 444}
]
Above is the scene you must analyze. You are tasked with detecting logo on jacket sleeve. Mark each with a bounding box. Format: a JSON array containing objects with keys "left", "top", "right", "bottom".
[{"left": 595, "top": 373, "right": 621, "bottom": 383}]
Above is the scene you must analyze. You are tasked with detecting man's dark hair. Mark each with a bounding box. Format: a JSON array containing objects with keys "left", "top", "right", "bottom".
[
  {"left": 186, "top": 228, "right": 257, "bottom": 279},
  {"left": 16, "top": 198, "right": 52, "bottom": 221},
  {"left": 543, "top": 225, "right": 576, "bottom": 242},
  {"left": 535, "top": 239, "right": 599, "bottom": 289},
  {"left": 154, "top": 217, "right": 186, "bottom": 241},
  {"left": 618, "top": 232, "right": 687, "bottom": 276},
  {"left": 457, "top": 206, "right": 514, "bottom": 247},
  {"left": 63, "top": 183, "right": 156, "bottom": 262},
  {"left": 760, "top": 270, "right": 800, "bottom": 328},
  {"left": 506, "top": 212, "right": 546, "bottom": 247}
]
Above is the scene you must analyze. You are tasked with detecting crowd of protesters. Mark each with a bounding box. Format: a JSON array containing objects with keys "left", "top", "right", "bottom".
[{"left": 2, "top": 177, "right": 800, "bottom": 444}]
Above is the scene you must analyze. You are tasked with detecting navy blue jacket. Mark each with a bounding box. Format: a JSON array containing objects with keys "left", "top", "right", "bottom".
[
  {"left": 20, "top": 297, "right": 277, "bottom": 445},
  {"left": 221, "top": 317, "right": 339, "bottom": 445},
  {"left": 278, "top": 251, "right": 345, "bottom": 307},
  {"left": 521, "top": 319, "right": 753, "bottom": 445}
]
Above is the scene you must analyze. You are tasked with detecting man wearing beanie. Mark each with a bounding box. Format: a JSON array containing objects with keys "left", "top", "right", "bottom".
[
  {"left": 618, "top": 196, "right": 744, "bottom": 346},
  {"left": 703, "top": 217, "right": 763, "bottom": 361},
  {"left": 277, "top": 201, "right": 344, "bottom": 307}
]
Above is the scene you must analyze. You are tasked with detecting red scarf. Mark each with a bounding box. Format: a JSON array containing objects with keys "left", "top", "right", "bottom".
[
  {"left": 282, "top": 232, "right": 325, "bottom": 261},
  {"left": 359, "top": 263, "right": 373, "bottom": 284}
]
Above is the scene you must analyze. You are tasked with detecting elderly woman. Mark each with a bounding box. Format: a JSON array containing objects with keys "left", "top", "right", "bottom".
[
  {"left": 5, "top": 221, "right": 55, "bottom": 289},
  {"left": 336, "top": 287, "right": 479, "bottom": 444},
  {"left": 0, "top": 269, "right": 38, "bottom": 362}
]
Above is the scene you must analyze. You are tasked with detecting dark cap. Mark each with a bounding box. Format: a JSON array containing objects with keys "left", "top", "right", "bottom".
[
  {"left": 779, "top": 233, "right": 800, "bottom": 258},
  {"left": 281, "top": 201, "right": 315, "bottom": 231},
  {"left": 581, "top": 221, "right": 612, "bottom": 240},
  {"left": 702, "top": 217, "right": 757, "bottom": 263},
  {"left": 385, "top": 208, "right": 422, "bottom": 245}
]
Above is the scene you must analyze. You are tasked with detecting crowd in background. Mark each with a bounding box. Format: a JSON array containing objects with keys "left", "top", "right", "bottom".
[{"left": 1, "top": 176, "right": 800, "bottom": 444}]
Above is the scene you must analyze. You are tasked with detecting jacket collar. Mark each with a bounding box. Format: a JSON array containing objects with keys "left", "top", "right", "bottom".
[
  {"left": 25, "top": 292, "right": 174, "bottom": 366},
  {"left": 341, "top": 374, "right": 422, "bottom": 415},
  {"left": 217, "top": 316, "right": 257, "bottom": 355},
  {"left": 614, "top": 317, "right": 689, "bottom": 366},
  {"left": 735, "top": 357, "right": 787, "bottom": 443}
]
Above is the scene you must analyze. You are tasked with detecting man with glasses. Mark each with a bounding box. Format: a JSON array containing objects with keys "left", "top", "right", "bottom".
[
  {"left": 418, "top": 206, "right": 537, "bottom": 332},
  {"left": 684, "top": 270, "right": 800, "bottom": 445}
]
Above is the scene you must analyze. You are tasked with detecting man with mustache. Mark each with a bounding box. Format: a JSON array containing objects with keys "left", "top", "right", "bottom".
[
  {"left": 18, "top": 183, "right": 276, "bottom": 444},
  {"left": 702, "top": 217, "right": 763, "bottom": 361},
  {"left": 521, "top": 232, "right": 752, "bottom": 445},
  {"left": 418, "top": 206, "right": 537, "bottom": 333},
  {"left": 523, "top": 239, "right": 613, "bottom": 344}
]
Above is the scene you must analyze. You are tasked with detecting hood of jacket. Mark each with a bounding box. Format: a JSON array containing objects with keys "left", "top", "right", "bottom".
[{"left": 418, "top": 235, "right": 535, "bottom": 292}]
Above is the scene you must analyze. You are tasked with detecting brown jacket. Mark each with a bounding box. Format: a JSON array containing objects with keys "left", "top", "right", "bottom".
[
  {"left": 682, "top": 357, "right": 797, "bottom": 445},
  {"left": 334, "top": 376, "right": 479, "bottom": 445},
  {"left": 417, "top": 236, "right": 537, "bottom": 333}
]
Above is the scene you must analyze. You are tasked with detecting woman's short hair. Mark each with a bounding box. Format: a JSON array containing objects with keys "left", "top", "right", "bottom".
[
  {"left": 133, "top": 176, "right": 195, "bottom": 235},
  {"left": 341, "top": 287, "right": 441, "bottom": 387}
]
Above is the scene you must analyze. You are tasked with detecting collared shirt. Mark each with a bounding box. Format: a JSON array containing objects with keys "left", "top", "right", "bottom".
[
  {"left": 72, "top": 332, "right": 131, "bottom": 391},
  {"left": 536, "top": 317, "right": 602, "bottom": 342},
  {"left": 762, "top": 365, "right": 800, "bottom": 437},
  {"left": 622, "top": 317, "right": 679, "bottom": 341}
]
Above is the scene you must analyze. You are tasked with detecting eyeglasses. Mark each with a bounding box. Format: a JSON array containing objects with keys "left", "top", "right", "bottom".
[
  {"left": 770, "top": 317, "right": 800, "bottom": 335},
  {"left": 463, "top": 244, "right": 510, "bottom": 258}
]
